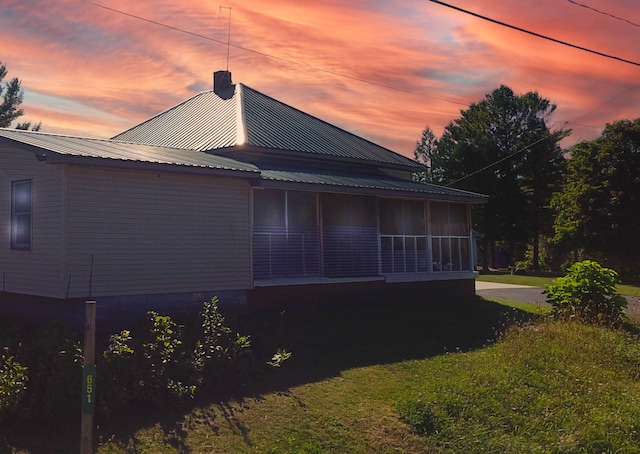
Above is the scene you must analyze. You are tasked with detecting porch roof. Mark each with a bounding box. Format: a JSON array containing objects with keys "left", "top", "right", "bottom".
[{"left": 258, "top": 168, "right": 488, "bottom": 203}]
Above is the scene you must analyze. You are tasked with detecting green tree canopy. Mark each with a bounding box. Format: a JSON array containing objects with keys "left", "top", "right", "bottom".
[
  {"left": 551, "top": 118, "right": 640, "bottom": 277},
  {"left": 419, "top": 85, "right": 569, "bottom": 269},
  {"left": 0, "top": 61, "right": 40, "bottom": 130}
]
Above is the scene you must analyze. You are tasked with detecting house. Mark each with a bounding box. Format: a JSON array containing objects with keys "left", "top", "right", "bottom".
[{"left": 0, "top": 71, "right": 487, "bottom": 323}]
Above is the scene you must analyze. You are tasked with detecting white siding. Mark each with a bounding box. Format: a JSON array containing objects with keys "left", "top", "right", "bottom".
[
  {"left": 64, "top": 165, "right": 251, "bottom": 298},
  {"left": 0, "top": 146, "right": 65, "bottom": 297}
]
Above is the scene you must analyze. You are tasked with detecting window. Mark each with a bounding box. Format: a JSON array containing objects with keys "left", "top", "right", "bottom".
[{"left": 11, "top": 180, "right": 32, "bottom": 250}]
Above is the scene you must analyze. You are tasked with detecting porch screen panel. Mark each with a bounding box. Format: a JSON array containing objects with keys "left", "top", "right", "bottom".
[
  {"left": 379, "top": 199, "right": 428, "bottom": 274},
  {"left": 322, "top": 194, "right": 378, "bottom": 278},
  {"left": 430, "top": 202, "right": 471, "bottom": 272},
  {"left": 287, "top": 191, "right": 320, "bottom": 277},
  {"left": 253, "top": 189, "right": 320, "bottom": 279}
]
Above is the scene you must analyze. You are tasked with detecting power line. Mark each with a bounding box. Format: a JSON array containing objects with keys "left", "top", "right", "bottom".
[
  {"left": 429, "top": 0, "right": 640, "bottom": 67},
  {"left": 80, "top": 0, "right": 468, "bottom": 107},
  {"left": 444, "top": 134, "right": 555, "bottom": 187},
  {"left": 80, "top": 0, "right": 638, "bottom": 166},
  {"left": 566, "top": 0, "right": 640, "bottom": 28}
]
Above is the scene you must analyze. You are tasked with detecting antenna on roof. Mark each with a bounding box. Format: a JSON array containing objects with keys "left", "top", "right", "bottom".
[{"left": 219, "top": 6, "right": 232, "bottom": 71}]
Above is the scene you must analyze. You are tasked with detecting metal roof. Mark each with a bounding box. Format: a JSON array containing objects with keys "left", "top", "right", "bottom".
[
  {"left": 0, "top": 129, "right": 259, "bottom": 174},
  {"left": 0, "top": 129, "right": 486, "bottom": 203},
  {"left": 112, "top": 84, "right": 424, "bottom": 171},
  {"left": 259, "top": 169, "right": 488, "bottom": 203},
  {"left": 113, "top": 89, "right": 240, "bottom": 151}
]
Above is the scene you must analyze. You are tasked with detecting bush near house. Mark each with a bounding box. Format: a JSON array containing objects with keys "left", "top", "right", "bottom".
[
  {"left": 545, "top": 260, "right": 628, "bottom": 325},
  {"left": 0, "top": 348, "right": 28, "bottom": 421}
]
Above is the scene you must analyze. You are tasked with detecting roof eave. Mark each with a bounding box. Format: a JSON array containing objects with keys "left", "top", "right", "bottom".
[
  {"left": 211, "top": 144, "right": 426, "bottom": 172},
  {"left": 255, "top": 178, "right": 488, "bottom": 204},
  {"left": 44, "top": 153, "right": 261, "bottom": 178}
]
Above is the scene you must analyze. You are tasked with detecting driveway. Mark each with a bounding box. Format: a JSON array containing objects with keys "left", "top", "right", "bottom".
[
  {"left": 475, "top": 281, "right": 548, "bottom": 306},
  {"left": 476, "top": 280, "right": 640, "bottom": 319}
]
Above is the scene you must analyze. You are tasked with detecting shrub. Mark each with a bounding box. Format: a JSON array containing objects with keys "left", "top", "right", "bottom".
[
  {"left": 0, "top": 347, "right": 28, "bottom": 420},
  {"left": 99, "top": 329, "right": 142, "bottom": 413},
  {"left": 267, "top": 348, "right": 292, "bottom": 368},
  {"left": 193, "top": 297, "right": 254, "bottom": 391},
  {"left": 99, "top": 297, "right": 259, "bottom": 411},
  {"left": 545, "top": 260, "right": 627, "bottom": 325}
]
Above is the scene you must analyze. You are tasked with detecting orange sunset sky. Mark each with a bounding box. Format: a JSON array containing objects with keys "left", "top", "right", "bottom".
[{"left": 1, "top": 0, "right": 639, "bottom": 158}]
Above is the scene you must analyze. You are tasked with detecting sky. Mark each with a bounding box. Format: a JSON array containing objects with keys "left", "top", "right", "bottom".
[{"left": 1, "top": 0, "right": 639, "bottom": 158}]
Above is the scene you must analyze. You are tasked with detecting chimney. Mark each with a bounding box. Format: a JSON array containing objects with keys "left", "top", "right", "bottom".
[{"left": 213, "top": 70, "right": 234, "bottom": 99}]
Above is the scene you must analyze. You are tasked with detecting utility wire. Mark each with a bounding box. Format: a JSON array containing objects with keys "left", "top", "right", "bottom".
[
  {"left": 429, "top": 0, "right": 640, "bottom": 67},
  {"left": 444, "top": 134, "right": 554, "bottom": 187},
  {"left": 567, "top": 0, "right": 640, "bottom": 28},
  {"left": 564, "top": 82, "right": 640, "bottom": 130},
  {"left": 80, "top": 0, "right": 468, "bottom": 106},
  {"left": 82, "top": 0, "right": 636, "bottom": 177}
]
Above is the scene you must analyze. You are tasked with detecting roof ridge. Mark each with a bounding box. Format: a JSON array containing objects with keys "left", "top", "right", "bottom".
[
  {"left": 238, "top": 84, "right": 423, "bottom": 169},
  {"left": 235, "top": 83, "right": 248, "bottom": 145},
  {"left": 0, "top": 127, "right": 104, "bottom": 141}
]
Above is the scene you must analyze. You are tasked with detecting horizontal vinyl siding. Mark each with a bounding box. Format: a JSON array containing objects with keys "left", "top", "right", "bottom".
[
  {"left": 64, "top": 166, "right": 251, "bottom": 299},
  {"left": 0, "top": 146, "right": 65, "bottom": 297}
]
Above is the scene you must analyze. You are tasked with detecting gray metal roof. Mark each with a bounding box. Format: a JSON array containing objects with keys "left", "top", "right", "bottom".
[
  {"left": 0, "top": 129, "right": 259, "bottom": 174},
  {"left": 259, "top": 169, "right": 488, "bottom": 203},
  {"left": 0, "top": 129, "right": 486, "bottom": 203},
  {"left": 114, "top": 89, "right": 240, "bottom": 151},
  {"left": 113, "top": 84, "right": 424, "bottom": 171}
]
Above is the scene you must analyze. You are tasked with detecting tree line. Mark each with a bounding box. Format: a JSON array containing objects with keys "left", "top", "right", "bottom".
[{"left": 414, "top": 85, "right": 640, "bottom": 280}]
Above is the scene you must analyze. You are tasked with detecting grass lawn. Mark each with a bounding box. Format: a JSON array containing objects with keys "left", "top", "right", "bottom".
[{"left": 2, "top": 293, "right": 640, "bottom": 453}]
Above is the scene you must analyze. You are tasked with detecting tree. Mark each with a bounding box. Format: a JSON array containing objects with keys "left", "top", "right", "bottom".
[
  {"left": 428, "top": 85, "right": 569, "bottom": 270},
  {"left": 551, "top": 118, "right": 640, "bottom": 278},
  {"left": 0, "top": 61, "right": 40, "bottom": 130},
  {"left": 413, "top": 126, "right": 444, "bottom": 184}
]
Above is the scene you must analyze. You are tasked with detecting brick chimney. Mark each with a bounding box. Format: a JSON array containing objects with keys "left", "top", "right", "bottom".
[{"left": 213, "top": 70, "right": 234, "bottom": 99}]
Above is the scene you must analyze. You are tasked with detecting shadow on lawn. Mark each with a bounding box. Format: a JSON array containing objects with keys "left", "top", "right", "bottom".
[
  {"left": 242, "top": 295, "right": 537, "bottom": 385},
  {"left": 0, "top": 296, "right": 537, "bottom": 454}
]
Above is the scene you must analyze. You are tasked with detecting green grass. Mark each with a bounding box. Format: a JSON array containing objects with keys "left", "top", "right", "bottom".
[
  {"left": 399, "top": 321, "right": 640, "bottom": 453},
  {"left": 3, "top": 295, "right": 640, "bottom": 453}
]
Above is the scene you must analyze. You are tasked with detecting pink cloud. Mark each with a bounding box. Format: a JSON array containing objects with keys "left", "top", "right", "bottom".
[{"left": 1, "top": 0, "right": 639, "bottom": 157}]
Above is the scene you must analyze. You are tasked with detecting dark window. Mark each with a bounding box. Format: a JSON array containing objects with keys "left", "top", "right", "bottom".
[{"left": 11, "top": 180, "right": 32, "bottom": 251}]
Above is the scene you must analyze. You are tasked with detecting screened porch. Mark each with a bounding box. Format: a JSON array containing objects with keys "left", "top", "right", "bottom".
[{"left": 252, "top": 188, "right": 473, "bottom": 282}]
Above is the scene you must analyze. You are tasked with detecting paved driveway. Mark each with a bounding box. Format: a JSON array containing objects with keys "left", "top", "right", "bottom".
[
  {"left": 476, "top": 280, "right": 640, "bottom": 319},
  {"left": 475, "top": 281, "right": 548, "bottom": 306}
]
